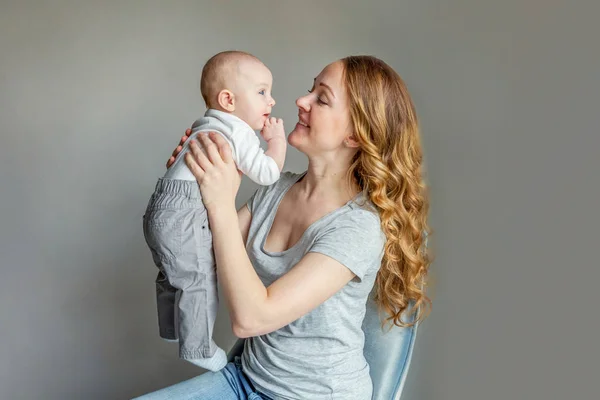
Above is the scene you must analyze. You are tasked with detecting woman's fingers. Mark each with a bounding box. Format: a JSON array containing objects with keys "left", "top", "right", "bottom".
[
  {"left": 172, "top": 145, "right": 183, "bottom": 158},
  {"left": 175, "top": 130, "right": 192, "bottom": 154},
  {"left": 184, "top": 152, "right": 204, "bottom": 180},
  {"left": 166, "top": 129, "right": 192, "bottom": 168},
  {"left": 176, "top": 130, "right": 191, "bottom": 152},
  {"left": 199, "top": 132, "right": 224, "bottom": 166},
  {"left": 208, "top": 132, "right": 234, "bottom": 164},
  {"left": 188, "top": 138, "right": 214, "bottom": 172},
  {"left": 166, "top": 145, "right": 183, "bottom": 168},
  {"left": 180, "top": 131, "right": 236, "bottom": 184}
]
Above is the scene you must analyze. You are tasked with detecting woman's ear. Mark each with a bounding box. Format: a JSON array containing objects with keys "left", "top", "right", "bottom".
[
  {"left": 344, "top": 135, "right": 360, "bottom": 148},
  {"left": 217, "top": 90, "right": 235, "bottom": 111}
]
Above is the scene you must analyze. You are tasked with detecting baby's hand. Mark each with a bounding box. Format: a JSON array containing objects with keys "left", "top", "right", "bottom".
[{"left": 260, "top": 117, "right": 285, "bottom": 142}]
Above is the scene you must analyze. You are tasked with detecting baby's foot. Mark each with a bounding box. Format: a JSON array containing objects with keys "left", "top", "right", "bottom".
[{"left": 187, "top": 347, "right": 228, "bottom": 371}]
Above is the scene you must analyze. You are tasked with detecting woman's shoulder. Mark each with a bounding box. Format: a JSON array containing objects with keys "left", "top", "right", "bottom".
[
  {"left": 316, "top": 195, "right": 385, "bottom": 243},
  {"left": 335, "top": 203, "right": 383, "bottom": 236},
  {"left": 347, "top": 193, "right": 382, "bottom": 224},
  {"left": 311, "top": 198, "right": 386, "bottom": 280}
]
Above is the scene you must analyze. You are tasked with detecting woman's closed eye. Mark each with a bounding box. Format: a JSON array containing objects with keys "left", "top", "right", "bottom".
[{"left": 307, "top": 89, "right": 328, "bottom": 106}]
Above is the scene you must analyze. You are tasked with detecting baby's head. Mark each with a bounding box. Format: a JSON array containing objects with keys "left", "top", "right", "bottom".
[{"left": 201, "top": 51, "right": 275, "bottom": 130}]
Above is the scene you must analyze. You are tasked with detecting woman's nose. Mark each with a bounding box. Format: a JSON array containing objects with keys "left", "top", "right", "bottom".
[{"left": 296, "top": 94, "right": 310, "bottom": 111}]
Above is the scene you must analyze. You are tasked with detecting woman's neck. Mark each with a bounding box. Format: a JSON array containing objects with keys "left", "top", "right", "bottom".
[{"left": 296, "top": 160, "right": 360, "bottom": 204}]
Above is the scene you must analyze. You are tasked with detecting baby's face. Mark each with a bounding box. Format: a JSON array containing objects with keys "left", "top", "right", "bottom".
[{"left": 232, "top": 61, "right": 276, "bottom": 130}]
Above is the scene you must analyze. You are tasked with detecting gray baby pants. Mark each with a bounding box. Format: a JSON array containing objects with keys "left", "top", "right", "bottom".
[{"left": 142, "top": 178, "right": 220, "bottom": 360}]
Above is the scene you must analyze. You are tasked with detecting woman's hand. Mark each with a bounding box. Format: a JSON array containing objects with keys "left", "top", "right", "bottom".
[
  {"left": 166, "top": 128, "right": 193, "bottom": 169},
  {"left": 185, "top": 132, "right": 242, "bottom": 211}
]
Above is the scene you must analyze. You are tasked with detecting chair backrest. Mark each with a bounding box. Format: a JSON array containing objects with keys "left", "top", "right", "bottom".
[
  {"left": 227, "top": 300, "right": 419, "bottom": 400},
  {"left": 362, "top": 296, "right": 419, "bottom": 400},
  {"left": 367, "top": 232, "right": 425, "bottom": 398},
  {"left": 227, "top": 337, "right": 245, "bottom": 363}
]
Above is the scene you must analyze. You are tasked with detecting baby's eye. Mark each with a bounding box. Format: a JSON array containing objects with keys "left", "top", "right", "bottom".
[{"left": 259, "top": 90, "right": 266, "bottom": 95}]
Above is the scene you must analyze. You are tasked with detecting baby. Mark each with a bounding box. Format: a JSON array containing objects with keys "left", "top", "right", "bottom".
[{"left": 142, "top": 51, "right": 286, "bottom": 371}]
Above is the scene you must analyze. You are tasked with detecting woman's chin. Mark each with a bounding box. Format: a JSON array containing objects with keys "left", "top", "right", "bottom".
[{"left": 287, "top": 131, "right": 303, "bottom": 148}]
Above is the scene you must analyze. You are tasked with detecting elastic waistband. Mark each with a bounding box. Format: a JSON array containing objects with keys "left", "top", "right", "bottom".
[{"left": 154, "top": 178, "right": 201, "bottom": 199}]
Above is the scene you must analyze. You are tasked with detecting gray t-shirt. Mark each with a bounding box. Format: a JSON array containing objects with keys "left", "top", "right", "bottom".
[{"left": 242, "top": 171, "right": 386, "bottom": 400}]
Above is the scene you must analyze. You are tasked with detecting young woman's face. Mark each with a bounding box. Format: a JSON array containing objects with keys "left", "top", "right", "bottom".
[{"left": 288, "top": 61, "right": 353, "bottom": 155}]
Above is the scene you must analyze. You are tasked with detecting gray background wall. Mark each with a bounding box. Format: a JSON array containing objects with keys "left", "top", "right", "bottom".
[{"left": 1, "top": 1, "right": 598, "bottom": 399}]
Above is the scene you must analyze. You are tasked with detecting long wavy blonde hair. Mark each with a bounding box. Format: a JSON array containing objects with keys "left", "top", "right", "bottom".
[{"left": 342, "top": 56, "right": 432, "bottom": 328}]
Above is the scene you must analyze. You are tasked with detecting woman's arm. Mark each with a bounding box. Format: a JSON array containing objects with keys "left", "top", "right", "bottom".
[
  {"left": 187, "top": 133, "right": 357, "bottom": 338},
  {"left": 217, "top": 220, "right": 355, "bottom": 338},
  {"left": 211, "top": 202, "right": 356, "bottom": 338}
]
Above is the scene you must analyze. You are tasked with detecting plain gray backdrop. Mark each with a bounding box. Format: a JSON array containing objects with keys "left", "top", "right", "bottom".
[{"left": 1, "top": 1, "right": 598, "bottom": 399}]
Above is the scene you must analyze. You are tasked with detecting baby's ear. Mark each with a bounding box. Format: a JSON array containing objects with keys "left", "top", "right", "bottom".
[{"left": 217, "top": 90, "right": 235, "bottom": 111}]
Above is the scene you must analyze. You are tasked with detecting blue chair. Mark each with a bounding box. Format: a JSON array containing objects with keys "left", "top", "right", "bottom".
[{"left": 226, "top": 295, "right": 419, "bottom": 400}]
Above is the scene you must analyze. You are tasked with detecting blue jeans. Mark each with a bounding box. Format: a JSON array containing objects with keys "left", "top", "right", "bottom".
[{"left": 132, "top": 357, "right": 273, "bottom": 400}]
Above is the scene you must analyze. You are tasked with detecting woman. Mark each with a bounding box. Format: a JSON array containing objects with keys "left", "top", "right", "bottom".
[{"left": 136, "top": 56, "right": 431, "bottom": 400}]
